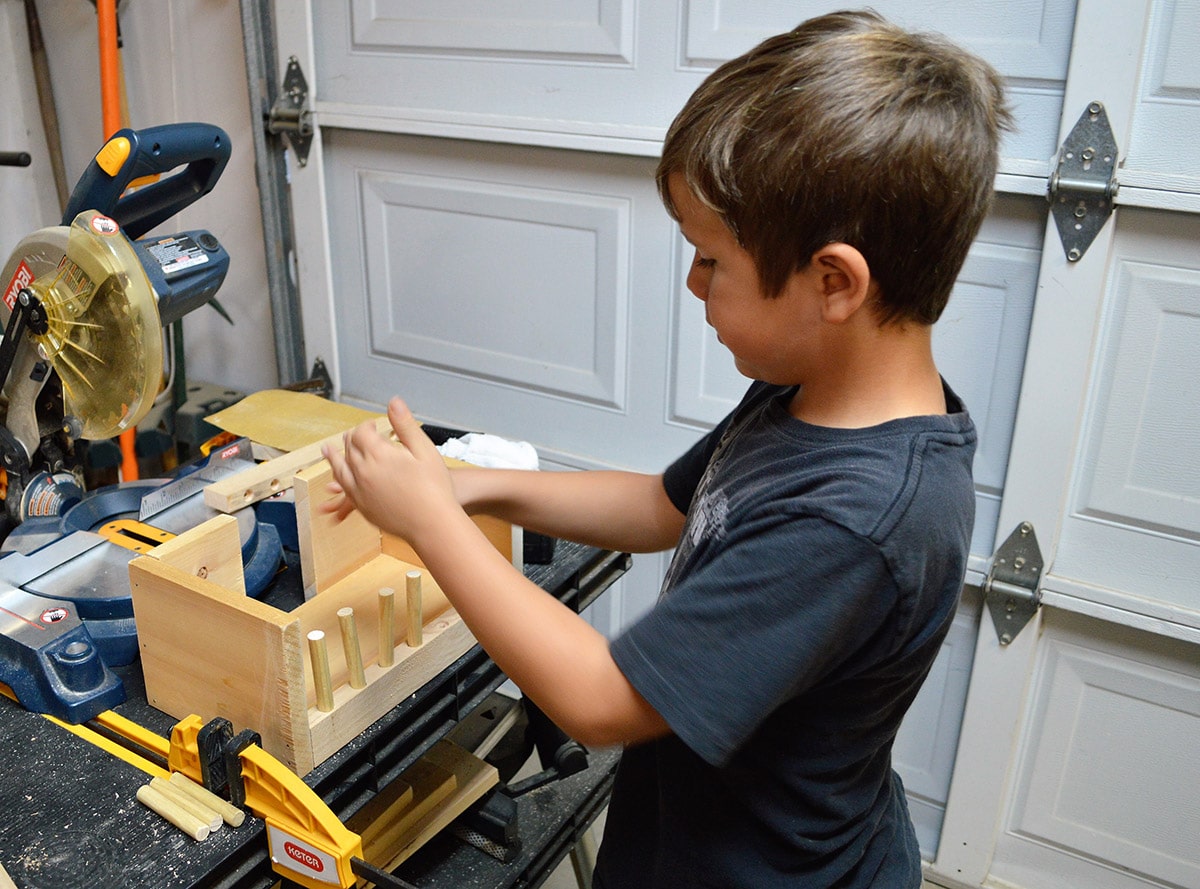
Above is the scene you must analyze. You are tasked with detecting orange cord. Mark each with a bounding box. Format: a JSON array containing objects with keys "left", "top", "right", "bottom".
[
  {"left": 97, "top": 0, "right": 139, "bottom": 481},
  {"left": 97, "top": 0, "right": 121, "bottom": 139}
]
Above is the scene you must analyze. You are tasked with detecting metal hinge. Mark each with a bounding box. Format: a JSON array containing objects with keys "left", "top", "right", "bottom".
[
  {"left": 983, "top": 522, "right": 1044, "bottom": 645},
  {"left": 1048, "top": 101, "right": 1119, "bottom": 263},
  {"left": 266, "top": 56, "right": 313, "bottom": 167}
]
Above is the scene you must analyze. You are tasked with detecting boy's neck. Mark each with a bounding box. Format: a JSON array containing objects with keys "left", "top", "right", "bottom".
[{"left": 787, "top": 324, "right": 946, "bottom": 428}]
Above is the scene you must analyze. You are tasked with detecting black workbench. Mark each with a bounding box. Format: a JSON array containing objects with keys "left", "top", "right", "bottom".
[{"left": 0, "top": 540, "right": 629, "bottom": 889}]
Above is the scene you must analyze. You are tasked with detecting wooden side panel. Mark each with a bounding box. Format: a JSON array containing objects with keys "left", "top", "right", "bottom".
[
  {"left": 293, "top": 461, "right": 381, "bottom": 596},
  {"left": 147, "top": 513, "right": 247, "bottom": 594},
  {"left": 379, "top": 514, "right": 514, "bottom": 568},
  {"left": 128, "top": 556, "right": 313, "bottom": 773}
]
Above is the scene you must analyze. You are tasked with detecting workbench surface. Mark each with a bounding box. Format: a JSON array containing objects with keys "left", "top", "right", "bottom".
[{"left": 0, "top": 540, "right": 629, "bottom": 889}]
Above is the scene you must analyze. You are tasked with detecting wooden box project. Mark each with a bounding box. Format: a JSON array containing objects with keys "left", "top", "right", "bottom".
[{"left": 128, "top": 459, "right": 512, "bottom": 775}]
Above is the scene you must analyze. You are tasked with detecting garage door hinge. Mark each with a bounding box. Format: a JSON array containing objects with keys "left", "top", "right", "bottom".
[
  {"left": 266, "top": 56, "right": 313, "bottom": 167},
  {"left": 1047, "top": 101, "right": 1119, "bottom": 263},
  {"left": 983, "top": 522, "right": 1044, "bottom": 645}
]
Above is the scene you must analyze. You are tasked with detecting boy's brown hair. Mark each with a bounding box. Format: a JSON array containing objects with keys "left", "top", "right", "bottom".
[{"left": 657, "top": 9, "right": 1013, "bottom": 325}]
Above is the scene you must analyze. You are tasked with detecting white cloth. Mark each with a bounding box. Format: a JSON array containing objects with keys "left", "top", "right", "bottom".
[{"left": 437, "top": 432, "right": 539, "bottom": 470}]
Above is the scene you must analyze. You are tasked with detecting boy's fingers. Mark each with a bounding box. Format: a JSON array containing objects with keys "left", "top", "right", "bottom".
[{"left": 387, "top": 397, "right": 437, "bottom": 460}]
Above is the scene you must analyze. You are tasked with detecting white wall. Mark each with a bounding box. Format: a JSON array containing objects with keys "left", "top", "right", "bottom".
[{"left": 1, "top": 0, "right": 277, "bottom": 394}]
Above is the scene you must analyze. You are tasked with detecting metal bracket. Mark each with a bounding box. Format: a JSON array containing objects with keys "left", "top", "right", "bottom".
[
  {"left": 983, "top": 522, "right": 1044, "bottom": 645},
  {"left": 266, "top": 56, "right": 313, "bottom": 167},
  {"left": 1048, "top": 101, "right": 1119, "bottom": 262}
]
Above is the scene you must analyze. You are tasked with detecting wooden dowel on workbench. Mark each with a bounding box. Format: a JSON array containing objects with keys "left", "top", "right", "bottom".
[
  {"left": 338, "top": 607, "right": 367, "bottom": 689},
  {"left": 378, "top": 587, "right": 395, "bottom": 667},
  {"left": 168, "top": 771, "right": 246, "bottom": 828},
  {"left": 136, "top": 782, "right": 211, "bottom": 841},
  {"left": 406, "top": 570, "right": 423, "bottom": 648},
  {"left": 150, "top": 776, "right": 222, "bottom": 833},
  {"left": 308, "top": 629, "right": 335, "bottom": 711}
]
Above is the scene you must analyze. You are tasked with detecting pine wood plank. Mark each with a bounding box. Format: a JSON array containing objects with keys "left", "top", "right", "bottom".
[{"left": 129, "top": 436, "right": 515, "bottom": 776}]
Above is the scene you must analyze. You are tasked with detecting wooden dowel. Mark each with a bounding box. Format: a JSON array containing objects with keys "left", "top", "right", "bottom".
[
  {"left": 150, "top": 776, "right": 222, "bottom": 832},
  {"left": 168, "top": 771, "right": 246, "bottom": 828},
  {"left": 378, "top": 587, "right": 395, "bottom": 667},
  {"left": 406, "top": 570, "right": 423, "bottom": 648},
  {"left": 307, "top": 629, "right": 335, "bottom": 711},
  {"left": 136, "top": 783, "right": 211, "bottom": 841},
  {"left": 338, "top": 607, "right": 367, "bottom": 689}
]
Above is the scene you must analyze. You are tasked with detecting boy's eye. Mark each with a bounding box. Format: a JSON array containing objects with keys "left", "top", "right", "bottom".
[{"left": 694, "top": 255, "right": 716, "bottom": 269}]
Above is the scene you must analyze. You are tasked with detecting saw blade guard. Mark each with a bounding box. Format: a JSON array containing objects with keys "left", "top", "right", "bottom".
[{"left": 2, "top": 210, "right": 163, "bottom": 440}]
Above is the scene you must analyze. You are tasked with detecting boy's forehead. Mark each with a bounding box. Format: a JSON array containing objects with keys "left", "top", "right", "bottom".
[{"left": 667, "top": 173, "right": 728, "bottom": 244}]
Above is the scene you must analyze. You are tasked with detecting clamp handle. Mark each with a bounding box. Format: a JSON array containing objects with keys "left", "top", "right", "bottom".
[{"left": 62, "top": 123, "right": 230, "bottom": 240}]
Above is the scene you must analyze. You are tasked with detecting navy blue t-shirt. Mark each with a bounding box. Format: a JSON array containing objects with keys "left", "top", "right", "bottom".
[{"left": 595, "top": 381, "right": 976, "bottom": 888}]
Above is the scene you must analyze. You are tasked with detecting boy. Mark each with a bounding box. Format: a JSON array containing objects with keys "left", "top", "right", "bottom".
[{"left": 323, "top": 9, "right": 1011, "bottom": 887}]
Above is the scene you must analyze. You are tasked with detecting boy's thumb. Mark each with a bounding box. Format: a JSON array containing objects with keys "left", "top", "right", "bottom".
[{"left": 387, "top": 397, "right": 430, "bottom": 454}]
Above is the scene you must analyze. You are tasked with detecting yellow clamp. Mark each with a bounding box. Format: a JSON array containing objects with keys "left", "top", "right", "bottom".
[{"left": 170, "top": 715, "right": 363, "bottom": 889}]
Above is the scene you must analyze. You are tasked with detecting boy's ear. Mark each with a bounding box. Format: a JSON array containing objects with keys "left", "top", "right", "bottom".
[{"left": 809, "top": 242, "right": 873, "bottom": 324}]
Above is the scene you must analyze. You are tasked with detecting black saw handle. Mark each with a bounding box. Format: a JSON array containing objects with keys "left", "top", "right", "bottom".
[{"left": 62, "top": 123, "right": 230, "bottom": 240}]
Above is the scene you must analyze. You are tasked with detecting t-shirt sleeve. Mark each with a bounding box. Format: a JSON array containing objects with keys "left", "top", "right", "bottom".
[
  {"left": 662, "top": 426, "right": 721, "bottom": 515},
  {"left": 662, "top": 382, "right": 766, "bottom": 514},
  {"left": 610, "top": 515, "right": 898, "bottom": 767}
]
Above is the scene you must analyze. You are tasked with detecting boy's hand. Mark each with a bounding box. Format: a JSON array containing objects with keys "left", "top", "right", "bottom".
[{"left": 320, "top": 397, "right": 458, "bottom": 545}]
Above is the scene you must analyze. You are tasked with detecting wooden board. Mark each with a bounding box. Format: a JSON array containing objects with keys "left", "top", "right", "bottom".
[
  {"left": 142, "top": 512, "right": 247, "bottom": 594},
  {"left": 306, "top": 609, "right": 475, "bottom": 768}
]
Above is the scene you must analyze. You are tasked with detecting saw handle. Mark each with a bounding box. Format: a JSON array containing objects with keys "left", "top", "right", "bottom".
[{"left": 62, "top": 123, "right": 231, "bottom": 240}]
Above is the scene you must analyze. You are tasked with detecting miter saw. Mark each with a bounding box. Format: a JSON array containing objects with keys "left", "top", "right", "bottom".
[{"left": 0, "top": 123, "right": 282, "bottom": 723}]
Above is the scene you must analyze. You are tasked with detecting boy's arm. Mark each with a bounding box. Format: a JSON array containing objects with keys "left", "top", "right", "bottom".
[
  {"left": 451, "top": 465, "right": 685, "bottom": 554},
  {"left": 322, "top": 398, "right": 675, "bottom": 748}
]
